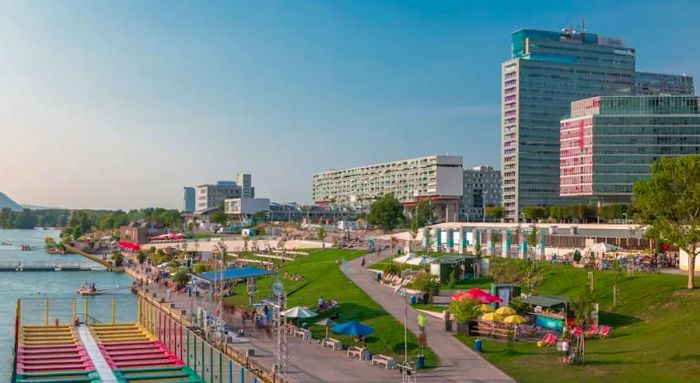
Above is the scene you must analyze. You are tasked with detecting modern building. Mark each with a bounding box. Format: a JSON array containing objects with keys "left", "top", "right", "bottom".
[
  {"left": 560, "top": 95, "right": 700, "bottom": 202},
  {"left": 460, "top": 166, "right": 502, "bottom": 222},
  {"left": 501, "top": 27, "right": 636, "bottom": 222},
  {"left": 313, "top": 155, "right": 464, "bottom": 222},
  {"left": 634, "top": 71, "right": 695, "bottom": 96},
  {"left": 237, "top": 173, "right": 255, "bottom": 199},
  {"left": 182, "top": 187, "right": 195, "bottom": 213},
  {"left": 224, "top": 198, "right": 270, "bottom": 216},
  {"left": 196, "top": 181, "right": 241, "bottom": 211},
  {"left": 501, "top": 27, "right": 694, "bottom": 222}
]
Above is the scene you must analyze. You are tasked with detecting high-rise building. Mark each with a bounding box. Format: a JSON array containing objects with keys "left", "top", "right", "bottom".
[
  {"left": 501, "top": 27, "right": 636, "bottom": 222},
  {"left": 237, "top": 173, "right": 255, "bottom": 199},
  {"left": 196, "top": 181, "right": 240, "bottom": 211},
  {"left": 634, "top": 72, "right": 695, "bottom": 96},
  {"left": 313, "top": 155, "right": 464, "bottom": 222},
  {"left": 460, "top": 166, "right": 502, "bottom": 222},
  {"left": 182, "top": 187, "right": 195, "bottom": 212},
  {"left": 560, "top": 95, "right": 700, "bottom": 202}
]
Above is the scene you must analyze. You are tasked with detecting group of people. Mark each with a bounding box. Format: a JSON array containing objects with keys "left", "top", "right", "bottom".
[{"left": 317, "top": 296, "right": 339, "bottom": 312}]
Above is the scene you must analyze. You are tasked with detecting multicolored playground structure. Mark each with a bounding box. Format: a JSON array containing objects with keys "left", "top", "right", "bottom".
[{"left": 12, "top": 295, "right": 262, "bottom": 383}]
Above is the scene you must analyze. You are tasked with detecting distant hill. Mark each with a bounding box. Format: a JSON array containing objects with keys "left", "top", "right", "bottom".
[
  {"left": 22, "top": 204, "right": 62, "bottom": 211},
  {"left": 0, "top": 192, "right": 24, "bottom": 212}
]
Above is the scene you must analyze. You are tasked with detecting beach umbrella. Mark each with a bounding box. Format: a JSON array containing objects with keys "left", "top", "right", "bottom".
[
  {"left": 503, "top": 315, "right": 527, "bottom": 324},
  {"left": 282, "top": 306, "right": 318, "bottom": 319},
  {"left": 495, "top": 306, "right": 517, "bottom": 316},
  {"left": 481, "top": 313, "right": 503, "bottom": 322},
  {"left": 479, "top": 304, "right": 494, "bottom": 313},
  {"left": 314, "top": 318, "right": 337, "bottom": 338},
  {"left": 332, "top": 321, "right": 375, "bottom": 337}
]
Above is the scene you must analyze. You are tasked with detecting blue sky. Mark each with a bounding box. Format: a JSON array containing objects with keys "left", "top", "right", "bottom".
[{"left": 0, "top": 0, "right": 698, "bottom": 209}]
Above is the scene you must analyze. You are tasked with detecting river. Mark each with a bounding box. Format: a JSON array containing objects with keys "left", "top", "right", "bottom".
[{"left": 0, "top": 229, "right": 135, "bottom": 379}]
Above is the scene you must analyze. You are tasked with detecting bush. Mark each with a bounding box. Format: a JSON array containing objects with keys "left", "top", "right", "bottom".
[
  {"left": 447, "top": 269, "right": 458, "bottom": 289},
  {"left": 383, "top": 263, "right": 401, "bottom": 276},
  {"left": 111, "top": 251, "right": 124, "bottom": 267},
  {"left": 192, "top": 262, "right": 209, "bottom": 274},
  {"left": 413, "top": 271, "right": 440, "bottom": 303},
  {"left": 172, "top": 268, "right": 191, "bottom": 288},
  {"left": 573, "top": 249, "right": 582, "bottom": 263},
  {"left": 448, "top": 297, "right": 480, "bottom": 324}
]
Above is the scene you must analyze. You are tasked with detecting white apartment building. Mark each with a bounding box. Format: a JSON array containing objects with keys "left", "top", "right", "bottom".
[
  {"left": 312, "top": 155, "right": 464, "bottom": 222},
  {"left": 196, "top": 181, "right": 241, "bottom": 211}
]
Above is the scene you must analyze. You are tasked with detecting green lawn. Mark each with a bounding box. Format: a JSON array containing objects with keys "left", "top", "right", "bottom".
[
  {"left": 455, "top": 262, "right": 700, "bottom": 383},
  {"left": 224, "top": 248, "right": 438, "bottom": 367}
]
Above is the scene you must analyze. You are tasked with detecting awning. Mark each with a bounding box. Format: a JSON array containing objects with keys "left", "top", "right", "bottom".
[
  {"left": 521, "top": 295, "right": 569, "bottom": 308},
  {"left": 118, "top": 240, "right": 141, "bottom": 250},
  {"left": 196, "top": 267, "right": 274, "bottom": 282}
]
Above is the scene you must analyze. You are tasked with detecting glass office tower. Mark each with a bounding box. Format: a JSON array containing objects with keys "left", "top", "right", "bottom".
[
  {"left": 561, "top": 96, "right": 700, "bottom": 202},
  {"left": 501, "top": 28, "right": 636, "bottom": 222}
]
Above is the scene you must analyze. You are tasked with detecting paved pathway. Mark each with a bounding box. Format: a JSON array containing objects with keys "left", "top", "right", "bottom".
[
  {"left": 78, "top": 326, "right": 118, "bottom": 383},
  {"left": 343, "top": 250, "right": 516, "bottom": 383},
  {"left": 127, "top": 265, "right": 402, "bottom": 383}
]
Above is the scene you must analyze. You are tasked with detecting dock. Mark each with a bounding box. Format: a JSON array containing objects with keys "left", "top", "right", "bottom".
[{"left": 0, "top": 262, "right": 104, "bottom": 272}]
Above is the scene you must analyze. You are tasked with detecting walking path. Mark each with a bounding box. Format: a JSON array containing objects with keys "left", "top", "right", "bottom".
[
  {"left": 343, "top": 250, "right": 516, "bottom": 383},
  {"left": 127, "top": 264, "right": 402, "bottom": 382},
  {"left": 77, "top": 326, "right": 119, "bottom": 383}
]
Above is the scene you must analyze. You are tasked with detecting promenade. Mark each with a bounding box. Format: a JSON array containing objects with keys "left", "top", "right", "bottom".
[
  {"left": 343, "top": 249, "right": 515, "bottom": 383},
  {"left": 126, "top": 264, "right": 401, "bottom": 383},
  {"left": 125, "top": 247, "right": 515, "bottom": 383}
]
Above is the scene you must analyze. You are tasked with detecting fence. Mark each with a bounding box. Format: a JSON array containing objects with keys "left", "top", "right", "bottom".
[{"left": 137, "top": 294, "right": 264, "bottom": 383}]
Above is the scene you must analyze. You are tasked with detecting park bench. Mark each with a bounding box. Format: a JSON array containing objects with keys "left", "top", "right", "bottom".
[
  {"left": 294, "top": 328, "right": 311, "bottom": 340},
  {"left": 347, "top": 346, "right": 369, "bottom": 360},
  {"left": 371, "top": 354, "right": 396, "bottom": 369},
  {"left": 321, "top": 337, "right": 342, "bottom": 351}
]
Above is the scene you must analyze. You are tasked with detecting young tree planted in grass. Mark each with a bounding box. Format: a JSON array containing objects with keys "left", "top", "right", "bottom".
[
  {"left": 409, "top": 218, "right": 419, "bottom": 252},
  {"left": 367, "top": 193, "right": 405, "bottom": 232},
  {"left": 527, "top": 223, "right": 538, "bottom": 257},
  {"left": 634, "top": 155, "right": 700, "bottom": 289},
  {"left": 424, "top": 228, "right": 434, "bottom": 256},
  {"left": 413, "top": 271, "right": 440, "bottom": 303},
  {"left": 473, "top": 234, "right": 482, "bottom": 277},
  {"left": 317, "top": 225, "right": 327, "bottom": 249},
  {"left": 448, "top": 297, "right": 481, "bottom": 325}
]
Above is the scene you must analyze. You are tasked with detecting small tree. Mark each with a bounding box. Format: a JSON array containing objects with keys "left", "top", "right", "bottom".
[
  {"left": 172, "top": 268, "right": 191, "bottom": 288},
  {"left": 473, "top": 234, "right": 482, "bottom": 277},
  {"left": 111, "top": 251, "right": 124, "bottom": 267},
  {"left": 484, "top": 206, "right": 505, "bottom": 222},
  {"left": 448, "top": 297, "right": 480, "bottom": 325},
  {"left": 367, "top": 194, "right": 405, "bottom": 232},
  {"left": 413, "top": 200, "right": 435, "bottom": 227},
  {"left": 527, "top": 223, "right": 538, "bottom": 257},
  {"left": 317, "top": 225, "right": 327, "bottom": 249},
  {"left": 447, "top": 269, "right": 458, "bottom": 289},
  {"left": 573, "top": 249, "right": 582, "bottom": 263},
  {"left": 609, "top": 257, "right": 625, "bottom": 307},
  {"left": 192, "top": 262, "right": 208, "bottom": 274},
  {"left": 424, "top": 228, "right": 434, "bottom": 256},
  {"left": 413, "top": 271, "right": 440, "bottom": 303},
  {"left": 136, "top": 250, "right": 147, "bottom": 264},
  {"left": 409, "top": 218, "right": 419, "bottom": 253},
  {"left": 634, "top": 155, "right": 700, "bottom": 289}
]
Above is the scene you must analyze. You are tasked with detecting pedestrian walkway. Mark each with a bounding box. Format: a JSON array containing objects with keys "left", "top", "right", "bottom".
[
  {"left": 343, "top": 250, "right": 516, "bottom": 383},
  {"left": 77, "top": 325, "right": 119, "bottom": 383}
]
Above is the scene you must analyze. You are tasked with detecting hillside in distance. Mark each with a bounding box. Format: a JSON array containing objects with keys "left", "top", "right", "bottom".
[{"left": 0, "top": 192, "right": 23, "bottom": 211}]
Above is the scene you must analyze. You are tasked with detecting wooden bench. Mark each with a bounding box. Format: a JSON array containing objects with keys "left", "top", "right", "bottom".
[
  {"left": 321, "top": 337, "right": 342, "bottom": 351},
  {"left": 347, "top": 346, "right": 369, "bottom": 360},
  {"left": 371, "top": 354, "right": 396, "bottom": 369}
]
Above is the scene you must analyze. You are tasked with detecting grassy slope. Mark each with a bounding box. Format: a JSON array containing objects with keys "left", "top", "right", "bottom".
[
  {"left": 457, "top": 263, "right": 700, "bottom": 383},
  {"left": 225, "top": 248, "right": 438, "bottom": 366}
]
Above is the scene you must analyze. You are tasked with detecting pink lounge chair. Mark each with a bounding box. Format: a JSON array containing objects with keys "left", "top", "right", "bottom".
[
  {"left": 585, "top": 325, "right": 598, "bottom": 337},
  {"left": 598, "top": 325, "right": 611, "bottom": 339}
]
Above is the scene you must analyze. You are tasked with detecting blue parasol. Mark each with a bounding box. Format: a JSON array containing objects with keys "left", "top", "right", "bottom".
[{"left": 331, "top": 320, "right": 375, "bottom": 336}]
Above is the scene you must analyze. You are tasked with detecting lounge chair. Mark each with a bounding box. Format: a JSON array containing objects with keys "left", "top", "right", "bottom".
[
  {"left": 585, "top": 325, "right": 598, "bottom": 337},
  {"left": 371, "top": 354, "right": 396, "bottom": 369},
  {"left": 347, "top": 346, "right": 369, "bottom": 360},
  {"left": 537, "top": 332, "right": 557, "bottom": 347},
  {"left": 598, "top": 325, "right": 611, "bottom": 339}
]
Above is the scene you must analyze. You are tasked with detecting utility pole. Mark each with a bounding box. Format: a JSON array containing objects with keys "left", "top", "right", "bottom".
[{"left": 273, "top": 276, "right": 288, "bottom": 378}]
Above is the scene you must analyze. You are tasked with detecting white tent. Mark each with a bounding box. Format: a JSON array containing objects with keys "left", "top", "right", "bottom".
[
  {"left": 393, "top": 253, "right": 417, "bottom": 264},
  {"left": 281, "top": 306, "right": 318, "bottom": 319},
  {"left": 589, "top": 242, "right": 621, "bottom": 253},
  {"left": 406, "top": 256, "right": 434, "bottom": 266}
]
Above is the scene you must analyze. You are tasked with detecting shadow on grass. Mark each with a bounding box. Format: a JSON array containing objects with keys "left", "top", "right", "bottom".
[
  {"left": 599, "top": 311, "right": 641, "bottom": 327},
  {"left": 286, "top": 282, "right": 310, "bottom": 297},
  {"left": 314, "top": 302, "right": 388, "bottom": 323},
  {"left": 669, "top": 353, "right": 700, "bottom": 361},
  {"left": 584, "top": 359, "right": 649, "bottom": 366}
]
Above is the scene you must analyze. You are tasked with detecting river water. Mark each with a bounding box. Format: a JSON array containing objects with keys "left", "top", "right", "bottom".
[{"left": 0, "top": 229, "right": 135, "bottom": 379}]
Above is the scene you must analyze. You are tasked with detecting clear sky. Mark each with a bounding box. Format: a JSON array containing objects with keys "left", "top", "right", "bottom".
[{"left": 1, "top": 0, "right": 698, "bottom": 210}]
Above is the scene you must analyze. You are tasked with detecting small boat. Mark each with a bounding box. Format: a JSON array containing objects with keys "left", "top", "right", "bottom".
[
  {"left": 1, "top": 241, "right": 12, "bottom": 246},
  {"left": 77, "top": 281, "right": 101, "bottom": 296}
]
